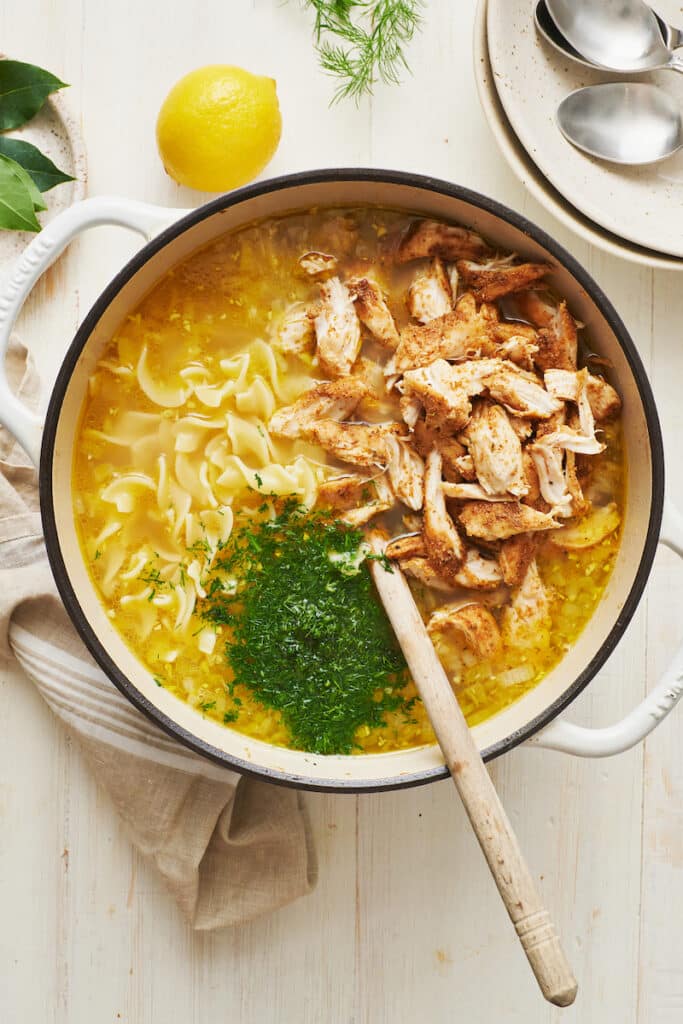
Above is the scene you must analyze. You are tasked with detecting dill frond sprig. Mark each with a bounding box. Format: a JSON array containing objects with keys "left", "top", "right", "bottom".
[{"left": 304, "top": 0, "right": 424, "bottom": 103}]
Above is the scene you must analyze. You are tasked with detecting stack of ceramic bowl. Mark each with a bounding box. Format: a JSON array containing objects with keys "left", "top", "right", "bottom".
[{"left": 474, "top": 0, "right": 683, "bottom": 270}]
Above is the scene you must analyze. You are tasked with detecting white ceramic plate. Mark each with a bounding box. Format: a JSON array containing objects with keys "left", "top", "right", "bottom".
[
  {"left": 473, "top": 0, "right": 683, "bottom": 271},
  {"left": 486, "top": 0, "right": 683, "bottom": 258}
]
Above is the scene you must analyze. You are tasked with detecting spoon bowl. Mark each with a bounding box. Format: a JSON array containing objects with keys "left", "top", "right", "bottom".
[
  {"left": 557, "top": 83, "right": 683, "bottom": 165},
  {"left": 546, "top": 0, "right": 683, "bottom": 74},
  {"left": 535, "top": 0, "right": 674, "bottom": 72}
]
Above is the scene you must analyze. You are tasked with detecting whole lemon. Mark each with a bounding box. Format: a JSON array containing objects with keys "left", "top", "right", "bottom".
[{"left": 156, "top": 65, "right": 282, "bottom": 192}]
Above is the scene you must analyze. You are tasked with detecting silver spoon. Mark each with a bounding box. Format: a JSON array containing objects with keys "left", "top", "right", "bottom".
[
  {"left": 546, "top": 0, "right": 683, "bottom": 74},
  {"left": 557, "top": 83, "right": 683, "bottom": 164},
  {"left": 535, "top": 0, "right": 676, "bottom": 72}
]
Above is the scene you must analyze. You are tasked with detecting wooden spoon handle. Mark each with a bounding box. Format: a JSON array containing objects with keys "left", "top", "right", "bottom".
[{"left": 368, "top": 542, "right": 577, "bottom": 1007}]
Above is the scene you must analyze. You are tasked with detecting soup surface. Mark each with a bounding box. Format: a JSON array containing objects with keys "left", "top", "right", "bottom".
[{"left": 73, "top": 207, "right": 624, "bottom": 754}]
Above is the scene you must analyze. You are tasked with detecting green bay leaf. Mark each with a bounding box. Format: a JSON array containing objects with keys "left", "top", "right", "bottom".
[
  {"left": 0, "top": 154, "right": 41, "bottom": 231},
  {"left": 0, "top": 60, "right": 68, "bottom": 131},
  {"left": 0, "top": 137, "right": 74, "bottom": 191}
]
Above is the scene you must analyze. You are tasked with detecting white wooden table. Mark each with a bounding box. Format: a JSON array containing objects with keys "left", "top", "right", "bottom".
[{"left": 1, "top": 2, "right": 682, "bottom": 1020}]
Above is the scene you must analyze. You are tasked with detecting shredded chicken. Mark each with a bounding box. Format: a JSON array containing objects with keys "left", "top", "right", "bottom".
[
  {"left": 544, "top": 368, "right": 621, "bottom": 421},
  {"left": 466, "top": 400, "right": 527, "bottom": 498},
  {"left": 501, "top": 560, "right": 552, "bottom": 649},
  {"left": 456, "top": 256, "right": 549, "bottom": 302},
  {"left": 383, "top": 435, "right": 425, "bottom": 511},
  {"left": 299, "top": 251, "right": 337, "bottom": 276},
  {"left": 516, "top": 296, "right": 578, "bottom": 372},
  {"left": 407, "top": 258, "right": 453, "bottom": 323},
  {"left": 400, "top": 393, "right": 422, "bottom": 429},
  {"left": 442, "top": 481, "right": 513, "bottom": 502},
  {"left": 309, "top": 420, "right": 401, "bottom": 467},
  {"left": 318, "top": 473, "right": 382, "bottom": 510},
  {"left": 397, "top": 220, "right": 492, "bottom": 263},
  {"left": 385, "top": 532, "right": 426, "bottom": 561},
  {"left": 276, "top": 302, "right": 316, "bottom": 355},
  {"left": 529, "top": 441, "right": 573, "bottom": 518},
  {"left": 412, "top": 421, "right": 466, "bottom": 481},
  {"left": 428, "top": 602, "right": 502, "bottom": 659},
  {"left": 402, "top": 358, "right": 487, "bottom": 431},
  {"left": 459, "top": 500, "right": 561, "bottom": 541},
  {"left": 483, "top": 365, "right": 563, "bottom": 420},
  {"left": 423, "top": 450, "right": 465, "bottom": 582},
  {"left": 348, "top": 277, "right": 400, "bottom": 349},
  {"left": 499, "top": 533, "right": 537, "bottom": 587},
  {"left": 453, "top": 548, "right": 504, "bottom": 590},
  {"left": 389, "top": 294, "right": 494, "bottom": 374},
  {"left": 269, "top": 379, "right": 368, "bottom": 439},
  {"left": 314, "top": 277, "right": 362, "bottom": 377},
  {"left": 399, "top": 557, "right": 456, "bottom": 593}
]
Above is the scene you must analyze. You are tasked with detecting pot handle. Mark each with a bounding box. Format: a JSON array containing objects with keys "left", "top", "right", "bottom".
[
  {"left": 528, "top": 498, "right": 683, "bottom": 757},
  {"left": 0, "top": 196, "right": 190, "bottom": 466}
]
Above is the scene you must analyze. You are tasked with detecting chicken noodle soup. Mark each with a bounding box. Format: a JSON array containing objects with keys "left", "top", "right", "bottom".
[{"left": 73, "top": 208, "right": 624, "bottom": 754}]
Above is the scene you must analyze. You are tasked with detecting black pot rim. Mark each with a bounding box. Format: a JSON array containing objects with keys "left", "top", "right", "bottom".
[{"left": 39, "top": 168, "right": 665, "bottom": 793}]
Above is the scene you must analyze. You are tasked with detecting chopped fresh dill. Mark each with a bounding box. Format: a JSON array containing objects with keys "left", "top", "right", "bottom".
[
  {"left": 254, "top": 471, "right": 263, "bottom": 488},
  {"left": 197, "top": 498, "right": 409, "bottom": 754},
  {"left": 94, "top": 549, "right": 101, "bottom": 561},
  {"left": 199, "top": 700, "right": 216, "bottom": 712},
  {"left": 223, "top": 710, "right": 239, "bottom": 723}
]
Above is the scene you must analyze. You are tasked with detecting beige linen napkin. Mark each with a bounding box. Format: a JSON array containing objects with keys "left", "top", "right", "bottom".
[{"left": 0, "top": 338, "right": 316, "bottom": 928}]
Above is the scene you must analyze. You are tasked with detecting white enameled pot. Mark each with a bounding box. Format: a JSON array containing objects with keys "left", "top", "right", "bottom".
[{"left": 0, "top": 171, "right": 681, "bottom": 791}]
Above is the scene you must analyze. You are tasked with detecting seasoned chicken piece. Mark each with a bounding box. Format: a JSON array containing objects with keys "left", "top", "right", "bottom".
[
  {"left": 349, "top": 355, "right": 386, "bottom": 398},
  {"left": 399, "top": 557, "right": 456, "bottom": 593},
  {"left": 564, "top": 450, "right": 590, "bottom": 517},
  {"left": 402, "top": 359, "right": 479, "bottom": 431},
  {"left": 442, "top": 482, "right": 513, "bottom": 502},
  {"left": 412, "top": 420, "right": 466, "bottom": 481},
  {"left": 466, "top": 401, "right": 527, "bottom": 498},
  {"left": 534, "top": 406, "right": 566, "bottom": 441},
  {"left": 348, "top": 277, "right": 400, "bottom": 349},
  {"left": 491, "top": 332, "right": 539, "bottom": 371},
  {"left": 544, "top": 368, "right": 621, "bottom": 421},
  {"left": 310, "top": 420, "right": 401, "bottom": 467},
  {"left": 428, "top": 602, "right": 502, "bottom": 659},
  {"left": 385, "top": 532, "right": 426, "bottom": 561},
  {"left": 314, "top": 277, "right": 362, "bottom": 377},
  {"left": 407, "top": 257, "right": 453, "bottom": 323},
  {"left": 453, "top": 548, "right": 504, "bottom": 591},
  {"left": 402, "top": 357, "right": 502, "bottom": 431},
  {"left": 516, "top": 291, "right": 581, "bottom": 372},
  {"left": 501, "top": 560, "right": 551, "bottom": 649},
  {"left": 275, "top": 301, "right": 316, "bottom": 355},
  {"left": 539, "top": 427, "right": 604, "bottom": 456},
  {"left": 339, "top": 500, "right": 393, "bottom": 528},
  {"left": 483, "top": 365, "right": 563, "bottom": 420},
  {"left": 333, "top": 471, "right": 396, "bottom": 526},
  {"left": 456, "top": 256, "right": 549, "bottom": 302},
  {"left": 390, "top": 294, "right": 493, "bottom": 373},
  {"left": 454, "top": 453, "right": 477, "bottom": 481},
  {"left": 317, "top": 473, "right": 383, "bottom": 511},
  {"left": 521, "top": 450, "right": 543, "bottom": 509},
  {"left": 499, "top": 533, "right": 537, "bottom": 587},
  {"left": 423, "top": 449, "right": 465, "bottom": 582},
  {"left": 447, "top": 263, "right": 460, "bottom": 298},
  {"left": 459, "top": 500, "right": 560, "bottom": 541},
  {"left": 298, "top": 251, "right": 337, "bottom": 276},
  {"left": 400, "top": 393, "right": 422, "bottom": 429},
  {"left": 268, "top": 379, "right": 368, "bottom": 439},
  {"left": 384, "top": 435, "right": 425, "bottom": 511},
  {"left": 529, "top": 441, "right": 573, "bottom": 518},
  {"left": 508, "top": 416, "right": 533, "bottom": 442},
  {"left": 397, "top": 220, "right": 492, "bottom": 263}
]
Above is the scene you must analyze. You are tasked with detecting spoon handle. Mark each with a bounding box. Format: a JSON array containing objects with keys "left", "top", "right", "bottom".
[{"left": 368, "top": 538, "right": 578, "bottom": 1007}]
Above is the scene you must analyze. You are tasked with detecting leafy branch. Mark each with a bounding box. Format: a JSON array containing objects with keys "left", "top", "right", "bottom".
[
  {"left": 303, "top": 0, "right": 424, "bottom": 103},
  {"left": 0, "top": 60, "right": 74, "bottom": 232}
]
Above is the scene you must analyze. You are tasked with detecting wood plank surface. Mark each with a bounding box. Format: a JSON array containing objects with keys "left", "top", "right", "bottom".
[{"left": 0, "top": 1, "right": 680, "bottom": 1020}]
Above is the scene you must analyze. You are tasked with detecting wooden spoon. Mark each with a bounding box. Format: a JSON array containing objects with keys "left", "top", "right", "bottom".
[{"left": 367, "top": 534, "right": 578, "bottom": 1007}]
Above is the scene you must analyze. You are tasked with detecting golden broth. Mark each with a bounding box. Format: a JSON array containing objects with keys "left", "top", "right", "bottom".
[{"left": 72, "top": 207, "right": 624, "bottom": 754}]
